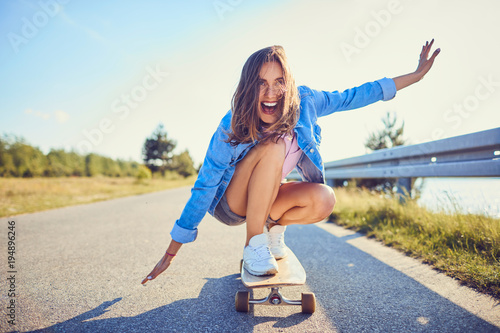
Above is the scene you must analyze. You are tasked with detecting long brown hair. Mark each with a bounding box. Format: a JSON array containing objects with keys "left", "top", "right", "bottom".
[{"left": 227, "top": 45, "right": 300, "bottom": 146}]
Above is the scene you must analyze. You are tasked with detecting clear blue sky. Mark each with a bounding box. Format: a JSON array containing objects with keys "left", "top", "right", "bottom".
[{"left": 1, "top": 0, "right": 499, "bottom": 165}]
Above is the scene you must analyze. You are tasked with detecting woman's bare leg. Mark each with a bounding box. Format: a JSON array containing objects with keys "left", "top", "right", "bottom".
[
  {"left": 225, "top": 139, "right": 286, "bottom": 245},
  {"left": 225, "top": 138, "right": 337, "bottom": 245},
  {"left": 264, "top": 181, "right": 336, "bottom": 260},
  {"left": 269, "top": 181, "right": 336, "bottom": 226}
]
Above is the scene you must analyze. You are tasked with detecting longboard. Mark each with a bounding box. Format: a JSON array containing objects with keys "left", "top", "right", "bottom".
[{"left": 235, "top": 249, "right": 316, "bottom": 313}]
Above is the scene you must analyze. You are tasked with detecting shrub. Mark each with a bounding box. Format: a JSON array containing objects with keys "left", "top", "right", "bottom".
[{"left": 136, "top": 165, "right": 152, "bottom": 181}]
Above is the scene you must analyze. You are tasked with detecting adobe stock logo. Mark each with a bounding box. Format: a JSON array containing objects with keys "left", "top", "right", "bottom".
[
  {"left": 213, "top": 0, "right": 244, "bottom": 21},
  {"left": 415, "top": 74, "right": 498, "bottom": 146},
  {"left": 443, "top": 75, "right": 499, "bottom": 130},
  {"left": 7, "top": 0, "right": 70, "bottom": 54},
  {"left": 77, "top": 65, "right": 169, "bottom": 154},
  {"left": 340, "top": 0, "right": 403, "bottom": 63}
]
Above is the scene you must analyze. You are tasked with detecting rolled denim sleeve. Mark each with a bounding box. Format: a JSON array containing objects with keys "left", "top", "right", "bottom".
[
  {"left": 170, "top": 223, "right": 198, "bottom": 243},
  {"left": 377, "top": 77, "right": 397, "bottom": 101}
]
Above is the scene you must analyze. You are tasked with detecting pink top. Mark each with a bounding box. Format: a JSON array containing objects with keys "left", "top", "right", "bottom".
[{"left": 282, "top": 133, "right": 302, "bottom": 181}]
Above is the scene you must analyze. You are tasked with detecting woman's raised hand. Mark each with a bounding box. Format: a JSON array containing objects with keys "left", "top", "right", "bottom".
[
  {"left": 392, "top": 39, "right": 440, "bottom": 91},
  {"left": 415, "top": 38, "right": 440, "bottom": 79}
]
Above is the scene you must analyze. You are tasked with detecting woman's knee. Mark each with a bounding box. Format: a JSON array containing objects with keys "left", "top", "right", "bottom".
[
  {"left": 232, "top": 138, "right": 285, "bottom": 178},
  {"left": 313, "top": 185, "right": 336, "bottom": 220},
  {"left": 256, "top": 138, "right": 286, "bottom": 161},
  {"left": 245, "top": 139, "right": 286, "bottom": 174}
]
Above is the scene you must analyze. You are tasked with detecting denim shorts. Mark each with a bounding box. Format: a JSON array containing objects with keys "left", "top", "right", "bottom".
[
  {"left": 213, "top": 192, "right": 278, "bottom": 227},
  {"left": 213, "top": 192, "right": 246, "bottom": 226}
]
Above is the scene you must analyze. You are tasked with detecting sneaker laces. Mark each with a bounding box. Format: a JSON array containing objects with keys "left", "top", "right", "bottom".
[
  {"left": 269, "top": 232, "right": 284, "bottom": 248},
  {"left": 251, "top": 244, "right": 273, "bottom": 261}
]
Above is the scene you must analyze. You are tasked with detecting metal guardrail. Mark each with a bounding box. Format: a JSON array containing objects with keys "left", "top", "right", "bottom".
[{"left": 289, "top": 127, "right": 500, "bottom": 192}]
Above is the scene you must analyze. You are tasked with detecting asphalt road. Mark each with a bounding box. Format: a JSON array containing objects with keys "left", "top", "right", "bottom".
[{"left": 1, "top": 186, "right": 499, "bottom": 332}]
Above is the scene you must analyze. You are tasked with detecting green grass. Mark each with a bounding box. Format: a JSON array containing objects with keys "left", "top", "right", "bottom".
[
  {"left": 0, "top": 176, "right": 196, "bottom": 217},
  {"left": 330, "top": 187, "right": 500, "bottom": 300}
]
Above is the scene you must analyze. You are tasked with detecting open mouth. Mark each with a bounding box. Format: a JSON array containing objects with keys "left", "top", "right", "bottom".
[{"left": 261, "top": 101, "right": 278, "bottom": 115}]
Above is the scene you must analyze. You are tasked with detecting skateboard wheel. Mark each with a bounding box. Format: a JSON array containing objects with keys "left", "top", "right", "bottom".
[
  {"left": 235, "top": 291, "right": 249, "bottom": 312},
  {"left": 301, "top": 292, "right": 316, "bottom": 314}
]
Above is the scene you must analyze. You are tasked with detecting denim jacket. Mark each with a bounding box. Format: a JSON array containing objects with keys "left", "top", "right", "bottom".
[{"left": 170, "top": 77, "right": 397, "bottom": 243}]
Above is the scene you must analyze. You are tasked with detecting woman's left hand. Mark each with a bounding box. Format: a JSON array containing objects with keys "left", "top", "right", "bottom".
[
  {"left": 392, "top": 39, "right": 440, "bottom": 91},
  {"left": 414, "top": 39, "right": 440, "bottom": 79}
]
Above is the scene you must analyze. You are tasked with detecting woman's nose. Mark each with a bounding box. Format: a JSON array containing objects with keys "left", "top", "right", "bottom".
[{"left": 265, "top": 85, "right": 278, "bottom": 97}]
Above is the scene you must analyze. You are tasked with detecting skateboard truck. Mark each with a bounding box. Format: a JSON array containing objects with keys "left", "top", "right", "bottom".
[
  {"left": 235, "top": 288, "right": 315, "bottom": 313},
  {"left": 253, "top": 287, "right": 300, "bottom": 306}
]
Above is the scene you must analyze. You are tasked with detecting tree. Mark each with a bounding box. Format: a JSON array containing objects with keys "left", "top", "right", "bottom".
[
  {"left": 101, "top": 156, "right": 122, "bottom": 177},
  {"left": 142, "top": 124, "right": 197, "bottom": 178},
  {"left": 117, "top": 159, "right": 140, "bottom": 177},
  {"left": 66, "top": 151, "right": 86, "bottom": 176},
  {"left": 0, "top": 136, "right": 16, "bottom": 177},
  {"left": 0, "top": 134, "right": 144, "bottom": 178},
  {"left": 365, "top": 112, "right": 405, "bottom": 151},
  {"left": 353, "top": 112, "right": 423, "bottom": 198},
  {"left": 46, "top": 149, "right": 72, "bottom": 177},
  {"left": 8, "top": 139, "right": 47, "bottom": 177},
  {"left": 142, "top": 124, "right": 177, "bottom": 175},
  {"left": 357, "top": 112, "right": 406, "bottom": 192},
  {"left": 171, "top": 150, "right": 196, "bottom": 178},
  {"left": 85, "top": 153, "right": 103, "bottom": 177}
]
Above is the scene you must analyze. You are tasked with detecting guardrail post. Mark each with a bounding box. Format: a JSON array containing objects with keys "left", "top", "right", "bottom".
[{"left": 396, "top": 178, "right": 412, "bottom": 201}]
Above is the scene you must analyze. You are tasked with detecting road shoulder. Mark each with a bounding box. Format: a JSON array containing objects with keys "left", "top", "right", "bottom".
[{"left": 316, "top": 221, "right": 500, "bottom": 328}]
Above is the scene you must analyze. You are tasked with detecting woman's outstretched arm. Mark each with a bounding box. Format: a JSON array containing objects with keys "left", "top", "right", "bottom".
[
  {"left": 393, "top": 39, "right": 440, "bottom": 91},
  {"left": 141, "top": 239, "right": 182, "bottom": 284}
]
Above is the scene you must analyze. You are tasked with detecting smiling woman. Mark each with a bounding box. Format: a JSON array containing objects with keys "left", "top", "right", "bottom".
[
  {"left": 142, "top": 40, "right": 440, "bottom": 284},
  {"left": 228, "top": 46, "right": 300, "bottom": 146}
]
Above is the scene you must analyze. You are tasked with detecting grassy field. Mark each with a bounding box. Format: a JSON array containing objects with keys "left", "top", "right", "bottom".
[
  {"left": 0, "top": 176, "right": 196, "bottom": 217},
  {"left": 330, "top": 187, "right": 500, "bottom": 300}
]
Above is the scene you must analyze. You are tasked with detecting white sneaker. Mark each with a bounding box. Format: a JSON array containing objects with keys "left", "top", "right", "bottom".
[
  {"left": 243, "top": 234, "right": 278, "bottom": 276},
  {"left": 267, "top": 224, "right": 288, "bottom": 259}
]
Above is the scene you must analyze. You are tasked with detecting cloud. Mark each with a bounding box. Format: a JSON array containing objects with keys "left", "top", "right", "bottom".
[
  {"left": 54, "top": 110, "right": 70, "bottom": 123},
  {"left": 24, "top": 109, "right": 70, "bottom": 123},
  {"left": 25, "top": 108, "right": 50, "bottom": 120}
]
